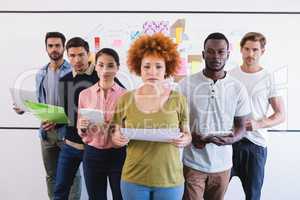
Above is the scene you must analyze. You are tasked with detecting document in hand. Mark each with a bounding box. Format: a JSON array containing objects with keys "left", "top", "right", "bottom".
[
  {"left": 209, "top": 131, "right": 233, "bottom": 137},
  {"left": 121, "top": 128, "right": 181, "bottom": 142},
  {"left": 79, "top": 108, "right": 105, "bottom": 125},
  {"left": 24, "top": 101, "right": 68, "bottom": 124},
  {"left": 9, "top": 88, "right": 38, "bottom": 111}
]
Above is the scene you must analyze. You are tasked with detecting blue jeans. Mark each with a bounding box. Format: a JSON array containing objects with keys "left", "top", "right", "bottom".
[
  {"left": 54, "top": 143, "right": 82, "bottom": 200},
  {"left": 41, "top": 130, "right": 81, "bottom": 200},
  {"left": 83, "top": 145, "right": 126, "bottom": 200},
  {"left": 231, "top": 138, "right": 267, "bottom": 200},
  {"left": 121, "top": 181, "right": 184, "bottom": 200}
]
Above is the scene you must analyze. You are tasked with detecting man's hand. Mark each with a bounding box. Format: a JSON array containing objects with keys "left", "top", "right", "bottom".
[
  {"left": 41, "top": 121, "right": 56, "bottom": 132},
  {"left": 191, "top": 132, "right": 216, "bottom": 149},
  {"left": 245, "top": 119, "right": 261, "bottom": 131},
  {"left": 12, "top": 103, "right": 25, "bottom": 115},
  {"left": 210, "top": 134, "right": 235, "bottom": 146}
]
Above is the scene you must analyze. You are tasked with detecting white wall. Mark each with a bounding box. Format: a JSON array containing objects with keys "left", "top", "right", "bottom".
[
  {"left": 1, "top": 1, "right": 300, "bottom": 199},
  {"left": 1, "top": 0, "right": 300, "bottom": 12},
  {"left": 1, "top": 12, "right": 298, "bottom": 129}
]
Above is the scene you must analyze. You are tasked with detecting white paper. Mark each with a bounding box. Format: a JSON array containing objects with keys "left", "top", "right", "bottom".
[
  {"left": 208, "top": 131, "right": 233, "bottom": 137},
  {"left": 121, "top": 128, "right": 181, "bottom": 142},
  {"left": 79, "top": 108, "right": 104, "bottom": 125},
  {"left": 9, "top": 88, "right": 37, "bottom": 111}
]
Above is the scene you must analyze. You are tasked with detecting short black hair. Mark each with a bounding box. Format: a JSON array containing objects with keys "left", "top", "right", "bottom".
[
  {"left": 204, "top": 32, "right": 229, "bottom": 50},
  {"left": 45, "top": 32, "right": 66, "bottom": 47},
  {"left": 95, "top": 48, "right": 120, "bottom": 66},
  {"left": 66, "top": 37, "right": 89, "bottom": 53}
]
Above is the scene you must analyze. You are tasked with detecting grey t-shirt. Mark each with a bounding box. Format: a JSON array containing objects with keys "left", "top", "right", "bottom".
[{"left": 43, "top": 67, "right": 60, "bottom": 105}]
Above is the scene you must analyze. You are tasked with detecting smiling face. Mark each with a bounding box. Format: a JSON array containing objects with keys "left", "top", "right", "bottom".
[
  {"left": 202, "top": 39, "right": 229, "bottom": 72},
  {"left": 140, "top": 55, "right": 166, "bottom": 83},
  {"left": 46, "top": 37, "right": 64, "bottom": 61},
  {"left": 67, "top": 47, "right": 89, "bottom": 73},
  {"left": 95, "top": 53, "right": 119, "bottom": 82},
  {"left": 241, "top": 40, "right": 264, "bottom": 67}
]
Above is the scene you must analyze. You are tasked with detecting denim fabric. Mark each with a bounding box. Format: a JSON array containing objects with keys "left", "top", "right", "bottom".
[
  {"left": 121, "top": 181, "right": 184, "bottom": 200},
  {"left": 53, "top": 143, "right": 82, "bottom": 200},
  {"left": 83, "top": 145, "right": 126, "bottom": 200},
  {"left": 231, "top": 138, "right": 267, "bottom": 200},
  {"left": 35, "top": 60, "right": 71, "bottom": 140}
]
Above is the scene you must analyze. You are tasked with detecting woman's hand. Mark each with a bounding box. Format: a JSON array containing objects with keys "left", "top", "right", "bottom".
[
  {"left": 171, "top": 132, "right": 192, "bottom": 148},
  {"left": 110, "top": 124, "right": 129, "bottom": 148},
  {"left": 78, "top": 117, "right": 90, "bottom": 133}
]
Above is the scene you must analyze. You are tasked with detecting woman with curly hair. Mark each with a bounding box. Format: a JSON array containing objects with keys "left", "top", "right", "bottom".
[{"left": 111, "top": 33, "right": 192, "bottom": 200}]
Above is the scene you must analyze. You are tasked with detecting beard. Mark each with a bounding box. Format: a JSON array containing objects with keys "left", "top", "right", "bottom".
[
  {"left": 205, "top": 61, "right": 225, "bottom": 72},
  {"left": 49, "top": 52, "right": 63, "bottom": 61}
]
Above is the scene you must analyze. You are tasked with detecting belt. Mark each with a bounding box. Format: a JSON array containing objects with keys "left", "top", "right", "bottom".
[{"left": 65, "top": 139, "right": 85, "bottom": 150}]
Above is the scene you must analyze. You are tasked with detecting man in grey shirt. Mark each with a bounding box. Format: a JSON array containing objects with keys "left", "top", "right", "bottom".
[{"left": 13, "top": 32, "right": 81, "bottom": 200}]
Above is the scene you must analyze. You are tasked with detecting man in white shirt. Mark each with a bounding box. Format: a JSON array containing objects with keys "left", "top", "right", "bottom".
[
  {"left": 229, "top": 32, "right": 285, "bottom": 200},
  {"left": 179, "top": 32, "right": 251, "bottom": 200}
]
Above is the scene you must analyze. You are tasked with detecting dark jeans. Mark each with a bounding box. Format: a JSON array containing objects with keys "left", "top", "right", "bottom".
[
  {"left": 41, "top": 130, "right": 81, "bottom": 200},
  {"left": 231, "top": 138, "right": 267, "bottom": 200},
  {"left": 83, "top": 145, "right": 126, "bottom": 200},
  {"left": 54, "top": 143, "right": 82, "bottom": 200}
]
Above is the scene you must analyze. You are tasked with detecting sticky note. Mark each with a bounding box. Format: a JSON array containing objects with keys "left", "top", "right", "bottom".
[
  {"left": 175, "top": 27, "right": 183, "bottom": 44},
  {"left": 94, "top": 37, "right": 100, "bottom": 51},
  {"left": 170, "top": 19, "right": 185, "bottom": 38},
  {"left": 191, "top": 61, "right": 201, "bottom": 74},
  {"left": 112, "top": 39, "right": 123, "bottom": 48},
  {"left": 176, "top": 58, "right": 188, "bottom": 75},
  {"left": 188, "top": 55, "right": 202, "bottom": 63},
  {"left": 130, "top": 31, "right": 141, "bottom": 41}
]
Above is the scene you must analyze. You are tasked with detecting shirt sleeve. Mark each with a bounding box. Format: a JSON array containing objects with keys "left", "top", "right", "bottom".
[
  {"left": 176, "top": 79, "right": 187, "bottom": 97},
  {"left": 268, "top": 72, "right": 279, "bottom": 98},
  {"left": 77, "top": 91, "right": 86, "bottom": 137},
  {"left": 112, "top": 94, "right": 127, "bottom": 126},
  {"left": 235, "top": 84, "right": 251, "bottom": 117},
  {"left": 179, "top": 94, "right": 190, "bottom": 132}
]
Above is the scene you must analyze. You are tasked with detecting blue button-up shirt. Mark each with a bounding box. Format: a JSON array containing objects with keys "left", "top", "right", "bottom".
[{"left": 35, "top": 59, "right": 71, "bottom": 139}]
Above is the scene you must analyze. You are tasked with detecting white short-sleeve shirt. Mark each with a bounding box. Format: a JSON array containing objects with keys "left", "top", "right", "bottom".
[
  {"left": 229, "top": 67, "right": 279, "bottom": 147},
  {"left": 178, "top": 71, "right": 250, "bottom": 173}
]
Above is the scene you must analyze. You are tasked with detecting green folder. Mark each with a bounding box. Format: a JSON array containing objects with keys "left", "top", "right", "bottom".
[{"left": 24, "top": 101, "right": 68, "bottom": 124}]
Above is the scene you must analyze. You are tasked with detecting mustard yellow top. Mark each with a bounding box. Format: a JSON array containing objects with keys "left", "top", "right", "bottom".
[{"left": 112, "top": 90, "right": 189, "bottom": 187}]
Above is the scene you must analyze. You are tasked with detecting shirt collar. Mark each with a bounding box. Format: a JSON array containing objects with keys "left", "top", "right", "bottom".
[
  {"left": 200, "top": 70, "right": 228, "bottom": 83},
  {"left": 72, "top": 63, "right": 95, "bottom": 77},
  {"left": 43, "top": 59, "right": 69, "bottom": 71},
  {"left": 91, "top": 82, "right": 119, "bottom": 93}
]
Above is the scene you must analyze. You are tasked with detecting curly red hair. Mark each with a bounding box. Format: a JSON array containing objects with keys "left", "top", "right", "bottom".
[{"left": 127, "top": 33, "right": 180, "bottom": 78}]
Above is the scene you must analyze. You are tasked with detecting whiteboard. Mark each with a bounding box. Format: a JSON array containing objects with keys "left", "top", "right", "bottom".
[{"left": 0, "top": 12, "right": 298, "bottom": 129}]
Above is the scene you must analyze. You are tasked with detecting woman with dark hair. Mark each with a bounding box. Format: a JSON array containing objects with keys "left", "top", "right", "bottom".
[{"left": 77, "top": 48, "right": 126, "bottom": 200}]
